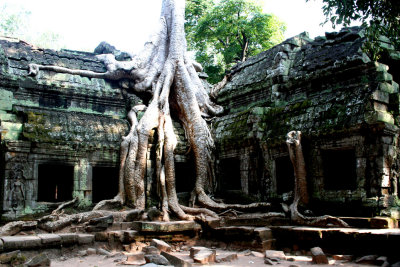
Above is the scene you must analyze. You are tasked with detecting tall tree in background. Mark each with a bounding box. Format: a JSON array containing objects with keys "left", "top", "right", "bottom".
[
  {"left": 0, "top": 3, "right": 64, "bottom": 50},
  {"left": 185, "top": 0, "right": 286, "bottom": 83},
  {"left": 309, "top": 0, "right": 400, "bottom": 57},
  {"left": 0, "top": 4, "right": 30, "bottom": 37}
]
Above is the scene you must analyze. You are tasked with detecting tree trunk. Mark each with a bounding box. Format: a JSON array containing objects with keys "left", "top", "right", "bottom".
[
  {"left": 30, "top": 0, "right": 270, "bottom": 219},
  {"left": 286, "top": 131, "right": 348, "bottom": 227}
]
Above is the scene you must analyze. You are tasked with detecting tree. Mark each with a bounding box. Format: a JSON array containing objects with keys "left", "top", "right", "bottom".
[
  {"left": 26, "top": 0, "right": 348, "bottom": 228},
  {"left": 185, "top": 0, "right": 286, "bottom": 83},
  {"left": 310, "top": 0, "right": 400, "bottom": 55},
  {"left": 0, "top": 4, "right": 30, "bottom": 37},
  {"left": 29, "top": 0, "right": 270, "bottom": 221},
  {"left": 0, "top": 3, "right": 65, "bottom": 50}
]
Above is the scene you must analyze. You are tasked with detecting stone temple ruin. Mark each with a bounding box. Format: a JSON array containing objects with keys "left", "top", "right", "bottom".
[{"left": 0, "top": 26, "right": 400, "bottom": 265}]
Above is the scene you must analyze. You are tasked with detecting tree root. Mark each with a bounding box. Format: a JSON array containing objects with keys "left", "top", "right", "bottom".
[
  {"left": 290, "top": 199, "right": 349, "bottom": 227},
  {"left": 51, "top": 197, "right": 79, "bottom": 215},
  {"left": 286, "top": 131, "right": 349, "bottom": 228}
]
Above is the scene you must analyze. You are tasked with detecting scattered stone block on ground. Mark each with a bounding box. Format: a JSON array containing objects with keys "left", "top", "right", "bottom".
[
  {"left": 310, "top": 247, "right": 329, "bottom": 264},
  {"left": 144, "top": 254, "right": 171, "bottom": 265},
  {"left": 332, "top": 255, "right": 353, "bottom": 261},
  {"left": 189, "top": 246, "right": 207, "bottom": 258},
  {"left": 151, "top": 239, "right": 172, "bottom": 252},
  {"left": 0, "top": 250, "right": 22, "bottom": 264},
  {"left": 161, "top": 251, "right": 192, "bottom": 267},
  {"left": 250, "top": 251, "right": 264, "bottom": 257},
  {"left": 25, "top": 253, "right": 50, "bottom": 266},
  {"left": 264, "top": 258, "right": 276, "bottom": 265},
  {"left": 216, "top": 252, "right": 238, "bottom": 262},
  {"left": 125, "top": 252, "right": 146, "bottom": 265},
  {"left": 355, "top": 255, "right": 378, "bottom": 265},
  {"left": 97, "top": 248, "right": 112, "bottom": 257},
  {"left": 192, "top": 248, "right": 216, "bottom": 264},
  {"left": 265, "top": 250, "right": 287, "bottom": 261},
  {"left": 143, "top": 246, "right": 160, "bottom": 255},
  {"left": 87, "top": 248, "right": 97, "bottom": 255}
]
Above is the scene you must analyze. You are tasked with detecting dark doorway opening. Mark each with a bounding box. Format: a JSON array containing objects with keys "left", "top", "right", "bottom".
[
  {"left": 38, "top": 164, "right": 73, "bottom": 202},
  {"left": 175, "top": 161, "right": 196, "bottom": 193},
  {"left": 219, "top": 158, "right": 241, "bottom": 191},
  {"left": 275, "top": 156, "right": 295, "bottom": 194},
  {"left": 322, "top": 149, "right": 357, "bottom": 190},
  {"left": 92, "top": 166, "right": 119, "bottom": 203}
]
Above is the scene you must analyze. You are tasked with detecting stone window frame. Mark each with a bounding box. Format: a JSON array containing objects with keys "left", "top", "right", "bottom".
[
  {"left": 34, "top": 159, "right": 77, "bottom": 204},
  {"left": 312, "top": 136, "right": 366, "bottom": 202}
]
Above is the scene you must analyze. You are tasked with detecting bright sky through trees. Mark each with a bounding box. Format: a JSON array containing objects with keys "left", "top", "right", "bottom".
[{"left": 1, "top": 0, "right": 359, "bottom": 53}]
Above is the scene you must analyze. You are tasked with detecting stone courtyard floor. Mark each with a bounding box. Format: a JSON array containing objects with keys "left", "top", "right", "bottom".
[{"left": 50, "top": 250, "right": 368, "bottom": 267}]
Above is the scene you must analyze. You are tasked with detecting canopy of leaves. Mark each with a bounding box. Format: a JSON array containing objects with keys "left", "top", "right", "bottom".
[
  {"left": 311, "top": 0, "right": 400, "bottom": 56},
  {"left": 185, "top": 0, "right": 286, "bottom": 84}
]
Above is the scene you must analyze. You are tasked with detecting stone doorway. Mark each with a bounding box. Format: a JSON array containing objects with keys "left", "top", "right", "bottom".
[
  {"left": 37, "top": 164, "right": 74, "bottom": 202},
  {"left": 91, "top": 166, "right": 119, "bottom": 203}
]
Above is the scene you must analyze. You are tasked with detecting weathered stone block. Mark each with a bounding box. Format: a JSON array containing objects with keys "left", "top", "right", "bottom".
[
  {"left": 94, "top": 232, "right": 109, "bottom": 242},
  {"left": 58, "top": 233, "right": 77, "bottom": 246},
  {"left": 216, "top": 252, "right": 238, "bottom": 262},
  {"left": 25, "top": 253, "right": 50, "bottom": 266},
  {"left": 254, "top": 227, "right": 273, "bottom": 240},
  {"left": 0, "top": 89, "right": 12, "bottom": 100},
  {"left": 0, "top": 100, "right": 12, "bottom": 111},
  {"left": 1, "top": 236, "right": 42, "bottom": 250},
  {"left": 1, "top": 122, "right": 22, "bottom": 132},
  {"left": 140, "top": 221, "right": 201, "bottom": 232},
  {"left": 126, "top": 252, "right": 146, "bottom": 265},
  {"left": 37, "top": 234, "right": 61, "bottom": 246},
  {"left": 142, "top": 246, "right": 159, "bottom": 255},
  {"left": 310, "top": 247, "right": 329, "bottom": 264},
  {"left": 123, "top": 230, "right": 138, "bottom": 243},
  {"left": 0, "top": 113, "right": 16, "bottom": 122},
  {"left": 371, "top": 90, "right": 389, "bottom": 104},
  {"left": 189, "top": 246, "right": 207, "bottom": 258},
  {"left": 161, "top": 251, "right": 192, "bottom": 267},
  {"left": 77, "top": 234, "right": 94, "bottom": 244},
  {"left": 144, "top": 254, "right": 170, "bottom": 265},
  {"left": 150, "top": 239, "right": 171, "bottom": 252},
  {"left": 193, "top": 248, "right": 216, "bottom": 264},
  {"left": 265, "top": 250, "right": 286, "bottom": 261}
]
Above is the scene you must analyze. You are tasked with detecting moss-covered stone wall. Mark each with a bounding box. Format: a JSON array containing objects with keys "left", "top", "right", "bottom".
[{"left": 214, "top": 27, "right": 400, "bottom": 215}]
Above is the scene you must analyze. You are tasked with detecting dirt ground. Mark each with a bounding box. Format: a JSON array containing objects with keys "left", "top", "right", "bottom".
[{"left": 50, "top": 250, "right": 367, "bottom": 267}]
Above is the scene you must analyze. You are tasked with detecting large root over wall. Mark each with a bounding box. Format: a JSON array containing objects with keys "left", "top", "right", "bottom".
[
  {"left": 28, "top": 0, "right": 270, "bottom": 222},
  {"left": 22, "top": 1, "right": 349, "bottom": 230},
  {"left": 286, "top": 131, "right": 349, "bottom": 227}
]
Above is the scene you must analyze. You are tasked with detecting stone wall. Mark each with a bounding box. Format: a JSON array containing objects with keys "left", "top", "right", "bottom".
[
  {"left": 0, "top": 38, "right": 132, "bottom": 218},
  {"left": 214, "top": 27, "right": 400, "bottom": 215}
]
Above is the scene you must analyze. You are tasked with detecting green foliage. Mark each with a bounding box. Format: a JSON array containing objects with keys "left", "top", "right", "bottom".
[
  {"left": 185, "top": 0, "right": 286, "bottom": 83},
  {"left": 0, "top": 3, "right": 65, "bottom": 50},
  {"left": 309, "top": 0, "right": 400, "bottom": 59},
  {"left": 0, "top": 4, "right": 31, "bottom": 37}
]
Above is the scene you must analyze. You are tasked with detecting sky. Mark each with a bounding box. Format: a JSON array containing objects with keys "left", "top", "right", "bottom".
[{"left": 2, "top": 0, "right": 358, "bottom": 53}]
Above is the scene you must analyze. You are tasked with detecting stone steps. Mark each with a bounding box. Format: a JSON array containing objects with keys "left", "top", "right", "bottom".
[
  {"left": 204, "top": 225, "right": 276, "bottom": 250},
  {"left": 0, "top": 233, "right": 94, "bottom": 252},
  {"left": 271, "top": 226, "right": 400, "bottom": 256},
  {"left": 339, "top": 216, "right": 398, "bottom": 229}
]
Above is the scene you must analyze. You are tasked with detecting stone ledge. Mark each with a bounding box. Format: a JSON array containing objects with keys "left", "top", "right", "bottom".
[
  {"left": 137, "top": 221, "right": 201, "bottom": 233},
  {"left": 58, "top": 233, "right": 78, "bottom": 246},
  {"left": 37, "top": 234, "right": 61, "bottom": 247},
  {"left": 1, "top": 236, "right": 42, "bottom": 250}
]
